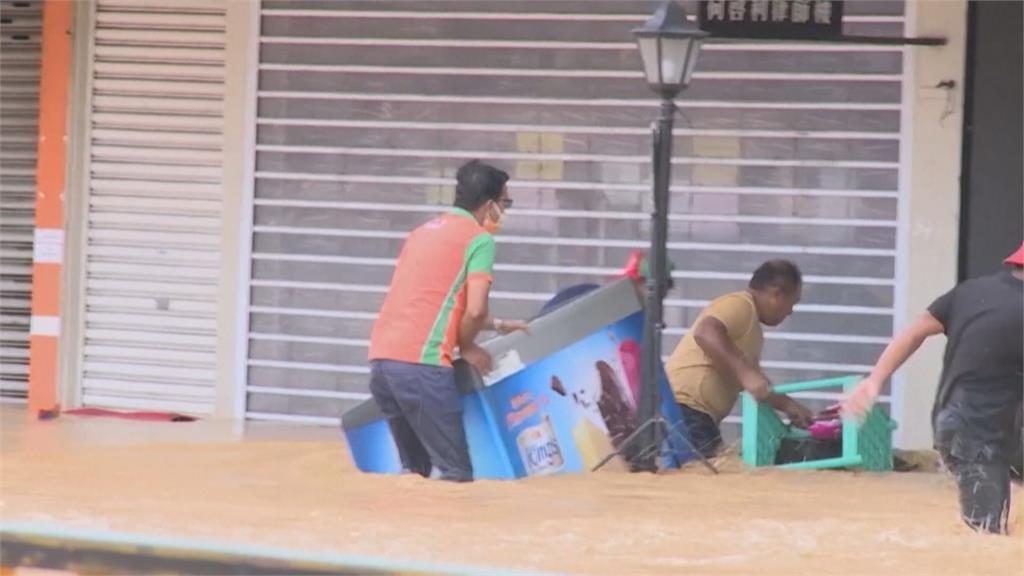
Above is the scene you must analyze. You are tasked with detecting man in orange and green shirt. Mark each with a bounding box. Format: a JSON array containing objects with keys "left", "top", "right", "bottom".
[{"left": 368, "top": 160, "right": 526, "bottom": 482}]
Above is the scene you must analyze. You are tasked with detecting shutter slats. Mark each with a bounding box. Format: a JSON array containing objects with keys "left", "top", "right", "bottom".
[
  {"left": 92, "top": 128, "right": 223, "bottom": 148},
  {"left": 95, "top": 44, "right": 225, "bottom": 63},
  {"left": 0, "top": 0, "right": 41, "bottom": 399},
  {"left": 92, "top": 97, "right": 224, "bottom": 116},
  {"left": 87, "top": 278, "right": 218, "bottom": 299},
  {"left": 95, "top": 28, "right": 226, "bottom": 47},
  {"left": 81, "top": 0, "right": 226, "bottom": 414},
  {"left": 245, "top": 1, "right": 907, "bottom": 428}
]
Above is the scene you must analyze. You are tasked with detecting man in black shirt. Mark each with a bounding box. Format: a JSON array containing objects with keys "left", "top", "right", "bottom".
[{"left": 844, "top": 242, "right": 1024, "bottom": 535}]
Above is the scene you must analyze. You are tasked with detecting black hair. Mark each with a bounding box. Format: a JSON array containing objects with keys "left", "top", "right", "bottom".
[
  {"left": 749, "top": 259, "right": 802, "bottom": 293},
  {"left": 453, "top": 160, "right": 509, "bottom": 212}
]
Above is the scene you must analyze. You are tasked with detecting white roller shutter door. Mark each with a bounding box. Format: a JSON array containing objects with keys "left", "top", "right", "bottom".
[
  {"left": 79, "top": 0, "right": 226, "bottom": 413},
  {"left": 245, "top": 1, "right": 908, "bottom": 434},
  {"left": 0, "top": 0, "right": 41, "bottom": 401}
]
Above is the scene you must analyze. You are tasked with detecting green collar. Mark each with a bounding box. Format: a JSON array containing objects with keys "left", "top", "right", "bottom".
[{"left": 451, "top": 207, "right": 478, "bottom": 222}]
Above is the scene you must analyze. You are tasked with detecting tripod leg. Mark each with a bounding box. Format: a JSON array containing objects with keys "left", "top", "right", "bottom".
[
  {"left": 627, "top": 418, "right": 671, "bottom": 465},
  {"left": 590, "top": 417, "right": 659, "bottom": 472},
  {"left": 633, "top": 434, "right": 664, "bottom": 464},
  {"left": 608, "top": 418, "right": 673, "bottom": 472},
  {"left": 623, "top": 418, "right": 705, "bottom": 474}
]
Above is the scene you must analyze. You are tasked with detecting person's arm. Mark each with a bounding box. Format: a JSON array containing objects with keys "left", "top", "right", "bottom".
[
  {"left": 842, "top": 311, "right": 945, "bottom": 418},
  {"left": 457, "top": 277, "right": 493, "bottom": 373},
  {"left": 456, "top": 233, "right": 497, "bottom": 374},
  {"left": 488, "top": 317, "right": 529, "bottom": 334},
  {"left": 460, "top": 278, "right": 491, "bottom": 348},
  {"left": 693, "top": 316, "right": 814, "bottom": 427},
  {"left": 693, "top": 317, "right": 767, "bottom": 399},
  {"left": 459, "top": 283, "right": 530, "bottom": 371},
  {"left": 459, "top": 292, "right": 529, "bottom": 374},
  {"left": 457, "top": 233, "right": 528, "bottom": 338},
  {"left": 764, "top": 394, "right": 814, "bottom": 427}
]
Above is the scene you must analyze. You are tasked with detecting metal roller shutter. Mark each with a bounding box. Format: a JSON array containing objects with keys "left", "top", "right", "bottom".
[
  {"left": 79, "top": 0, "right": 226, "bottom": 413},
  {"left": 0, "top": 0, "right": 41, "bottom": 402},
  {"left": 246, "top": 0, "right": 907, "bottom": 433}
]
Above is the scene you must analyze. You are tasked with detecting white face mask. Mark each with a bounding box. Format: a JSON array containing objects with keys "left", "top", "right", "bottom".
[{"left": 483, "top": 201, "right": 504, "bottom": 234}]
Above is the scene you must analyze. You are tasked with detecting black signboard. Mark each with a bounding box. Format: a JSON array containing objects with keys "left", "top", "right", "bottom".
[{"left": 698, "top": 0, "right": 844, "bottom": 40}]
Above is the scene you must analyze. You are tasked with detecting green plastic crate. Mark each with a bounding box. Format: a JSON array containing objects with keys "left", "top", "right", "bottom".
[{"left": 741, "top": 375, "right": 897, "bottom": 471}]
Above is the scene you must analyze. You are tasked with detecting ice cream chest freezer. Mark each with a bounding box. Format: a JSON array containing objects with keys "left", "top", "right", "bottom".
[{"left": 341, "top": 278, "right": 693, "bottom": 479}]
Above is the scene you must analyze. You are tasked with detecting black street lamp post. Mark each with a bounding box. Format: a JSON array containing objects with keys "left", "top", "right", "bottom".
[{"left": 631, "top": 1, "right": 707, "bottom": 472}]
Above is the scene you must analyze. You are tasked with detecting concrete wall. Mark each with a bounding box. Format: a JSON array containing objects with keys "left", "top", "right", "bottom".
[
  {"left": 892, "top": 0, "right": 969, "bottom": 449},
  {"left": 216, "top": 0, "right": 258, "bottom": 418}
]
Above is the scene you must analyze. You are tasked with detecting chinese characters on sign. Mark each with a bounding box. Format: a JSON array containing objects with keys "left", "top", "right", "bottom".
[{"left": 699, "top": 0, "right": 843, "bottom": 40}]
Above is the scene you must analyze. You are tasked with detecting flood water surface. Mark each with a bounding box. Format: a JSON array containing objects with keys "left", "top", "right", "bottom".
[{"left": 2, "top": 408, "right": 1021, "bottom": 575}]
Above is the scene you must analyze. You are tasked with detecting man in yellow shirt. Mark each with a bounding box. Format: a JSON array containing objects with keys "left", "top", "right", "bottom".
[{"left": 666, "top": 260, "right": 814, "bottom": 457}]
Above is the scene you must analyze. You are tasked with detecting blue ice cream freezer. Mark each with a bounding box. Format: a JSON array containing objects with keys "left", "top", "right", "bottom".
[{"left": 341, "top": 278, "right": 693, "bottom": 479}]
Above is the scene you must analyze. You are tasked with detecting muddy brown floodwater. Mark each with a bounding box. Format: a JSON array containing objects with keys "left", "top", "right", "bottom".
[{"left": 1, "top": 406, "right": 1021, "bottom": 575}]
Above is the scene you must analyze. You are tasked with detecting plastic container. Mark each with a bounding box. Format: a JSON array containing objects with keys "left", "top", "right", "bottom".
[{"left": 741, "top": 375, "right": 897, "bottom": 471}]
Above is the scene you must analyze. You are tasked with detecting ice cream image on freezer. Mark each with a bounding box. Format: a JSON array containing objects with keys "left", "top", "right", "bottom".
[
  {"left": 595, "top": 360, "right": 637, "bottom": 450},
  {"left": 617, "top": 339, "right": 642, "bottom": 408},
  {"left": 553, "top": 375, "right": 620, "bottom": 470},
  {"left": 572, "top": 415, "right": 620, "bottom": 470}
]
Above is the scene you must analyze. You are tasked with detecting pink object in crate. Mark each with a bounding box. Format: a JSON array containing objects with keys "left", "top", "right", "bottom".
[
  {"left": 806, "top": 403, "right": 843, "bottom": 440},
  {"left": 808, "top": 419, "right": 842, "bottom": 440}
]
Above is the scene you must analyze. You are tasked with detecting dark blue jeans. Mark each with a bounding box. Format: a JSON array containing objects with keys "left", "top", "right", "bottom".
[
  {"left": 368, "top": 359, "right": 472, "bottom": 482},
  {"left": 936, "top": 407, "right": 1012, "bottom": 534},
  {"left": 678, "top": 403, "right": 723, "bottom": 458}
]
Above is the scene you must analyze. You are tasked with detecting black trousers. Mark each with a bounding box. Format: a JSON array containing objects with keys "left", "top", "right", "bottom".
[
  {"left": 941, "top": 454, "right": 1011, "bottom": 534},
  {"left": 935, "top": 406, "right": 1014, "bottom": 535}
]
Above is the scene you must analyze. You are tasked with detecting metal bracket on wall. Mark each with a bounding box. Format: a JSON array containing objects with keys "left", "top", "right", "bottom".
[
  {"left": 711, "top": 35, "right": 948, "bottom": 46},
  {"left": 833, "top": 35, "right": 947, "bottom": 46}
]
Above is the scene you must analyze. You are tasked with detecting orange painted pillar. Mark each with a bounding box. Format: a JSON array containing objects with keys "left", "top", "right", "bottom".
[{"left": 28, "top": 0, "right": 72, "bottom": 418}]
